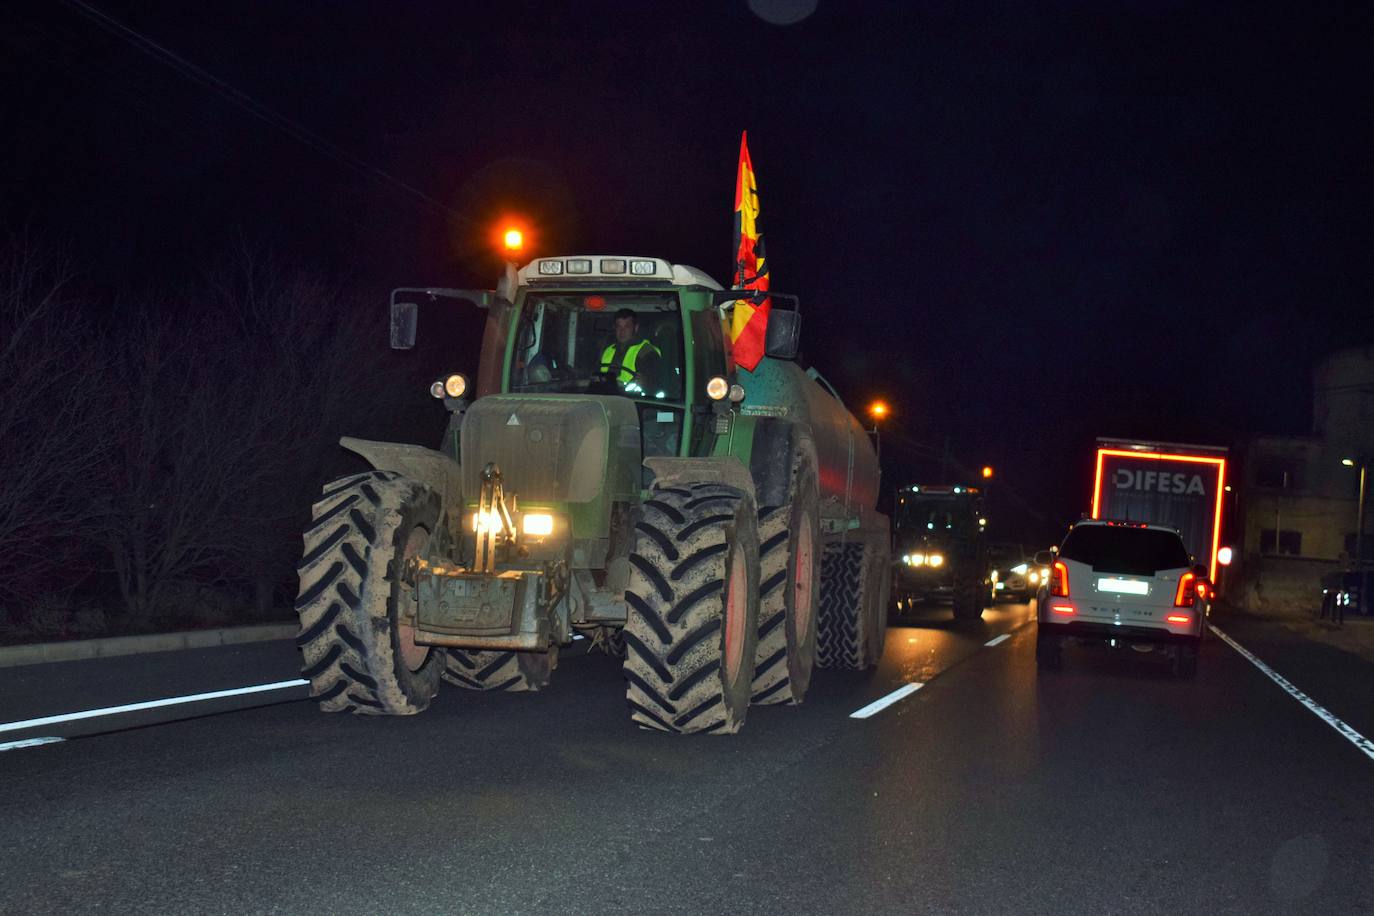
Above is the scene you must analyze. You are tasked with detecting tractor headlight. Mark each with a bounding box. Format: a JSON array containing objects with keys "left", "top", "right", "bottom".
[
  {"left": 471, "top": 510, "right": 501, "bottom": 533},
  {"left": 430, "top": 381, "right": 445, "bottom": 399},
  {"left": 706, "top": 376, "right": 729, "bottom": 400},
  {"left": 522, "top": 513, "right": 554, "bottom": 537},
  {"left": 444, "top": 373, "right": 468, "bottom": 398}
]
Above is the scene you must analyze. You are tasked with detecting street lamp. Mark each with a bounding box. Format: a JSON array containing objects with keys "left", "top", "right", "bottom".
[{"left": 867, "top": 401, "right": 889, "bottom": 463}]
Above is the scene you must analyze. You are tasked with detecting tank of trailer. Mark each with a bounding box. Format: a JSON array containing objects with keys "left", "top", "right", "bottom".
[{"left": 740, "top": 355, "right": 880, "bottom": 513}]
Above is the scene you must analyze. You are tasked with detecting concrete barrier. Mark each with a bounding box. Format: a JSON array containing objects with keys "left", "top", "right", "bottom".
[{"left": 0, "top": 623, "right": 297, "bottom": 669}]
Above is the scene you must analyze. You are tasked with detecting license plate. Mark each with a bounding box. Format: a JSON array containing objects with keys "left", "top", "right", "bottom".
[{"left": 1098, "top": 577, "right": 1149, "bottom": 595}]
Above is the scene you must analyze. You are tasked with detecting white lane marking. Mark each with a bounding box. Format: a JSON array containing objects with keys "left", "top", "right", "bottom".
[
  {"left": 1210, "top": 625, "right": 1374, "bottom": 764},
  {"left": 0, "top": 736, "right": 66, "bottom": 752},
  {"left": 850, "top": 682, "right": 924, "bottom": 719},
  {"left": 984, "top": 633, "right": 1011, "bottom": 647},
  {"left": 0, "top": 679, "right": 309, "bottom": 735}
]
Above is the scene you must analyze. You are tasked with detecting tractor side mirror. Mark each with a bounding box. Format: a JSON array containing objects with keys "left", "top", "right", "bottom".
[
  {"left": 764, "top": 309, "right": 801, "bottom": 360},
  {"left": 391, "top": 301, "right": 418, "bottom": 350},
  {"left": 1034, "top": 550, "right": 1054, "bottom": 566}
]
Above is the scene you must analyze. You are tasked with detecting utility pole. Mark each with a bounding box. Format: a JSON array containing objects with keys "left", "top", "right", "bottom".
[
  {"left": 1274, "top": 470, "right": 1288, "bottom": 554},
  {"left": 1341, "top": 456, "right": 1367, "bottom": 614}
]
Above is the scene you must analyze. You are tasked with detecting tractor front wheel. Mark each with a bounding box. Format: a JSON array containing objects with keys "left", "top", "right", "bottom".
[
  {"left": 295, "top": 471, "right": 445, "bottom": 715},
  {"left": 622, "top": 482, "right": 760, "bottom": 734}
]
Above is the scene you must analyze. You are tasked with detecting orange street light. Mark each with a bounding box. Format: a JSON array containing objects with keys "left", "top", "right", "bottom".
[
  {"left": 869, "top": 401, "right": 889, "bottom": 422},
  {"left": 503, "top": 227, "right": 524, "bottom": 253},
  {"left": 982, "top": 465, "right": 994, "bottom": 479}
]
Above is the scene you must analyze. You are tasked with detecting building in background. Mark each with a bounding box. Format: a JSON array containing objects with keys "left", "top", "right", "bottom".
[{"left": 1233, "top": 347, "right": 1374, "bottom": 612}]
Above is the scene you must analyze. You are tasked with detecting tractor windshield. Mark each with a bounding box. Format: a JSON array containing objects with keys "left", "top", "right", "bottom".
[
  {"left": 897, "top": 498, "right": 978, "bottom": 537},
  {"left": 507, "top": 292, "right": 684, "bottom": 401}
]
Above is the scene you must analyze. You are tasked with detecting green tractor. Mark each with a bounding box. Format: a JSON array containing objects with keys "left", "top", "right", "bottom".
[
  {"left": 891, "top": 484, "right": 993, "bottom": 621},
  {"left": 294, "top": 255, "right": 888, "bottom": 734}
]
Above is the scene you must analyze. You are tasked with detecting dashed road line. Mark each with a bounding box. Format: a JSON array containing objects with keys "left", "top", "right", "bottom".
[
  {"left": 1210, "top": 624, "right": 1374, "bottom": 764},
  {"left": 850, "top": 683, "right": 924, "bottom": 719},
  {"left": 0, "top": 736, "right": 66, "bottom": 752},
  {"left": 0, "top": 679, "right": 309, "bottom": 735},
  {"left": 984, "top": 633, "right": 1011, "bottom": 647}
]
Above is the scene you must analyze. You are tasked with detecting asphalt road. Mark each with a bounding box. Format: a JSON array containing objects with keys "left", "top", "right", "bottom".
[{"left": 2, "top": 599, "right": 1371, "bottom": 915}]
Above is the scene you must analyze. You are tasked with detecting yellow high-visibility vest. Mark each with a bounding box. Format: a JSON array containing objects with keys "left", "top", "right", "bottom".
[{"left": 599, "top": 340, "right": 658, "bottom": 383}]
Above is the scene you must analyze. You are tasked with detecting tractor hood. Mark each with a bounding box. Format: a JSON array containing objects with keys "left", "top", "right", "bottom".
[{"left": 460, "top": 395, "right": 641, "bottom": 505}]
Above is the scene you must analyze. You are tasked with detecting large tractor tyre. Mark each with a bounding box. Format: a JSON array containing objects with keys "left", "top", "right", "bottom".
[
  {"left": 816, "top": 538, "right": 883, "bottom": 670},
  {"left": 443, "top": 647, "right": 557, "bottom": 692},
  {"left": 622, "top": 482, "right": 761, "bottom": 734},
  {"left": 865, "top": 538, "right": 891, "bottom": 667},
  {"left": 751, "top": 460, "right": 821, "bottom": 706},
  {"left": 951, "top": 567, "right": 986, "bottom": 621},
  {"left": 295, "top": 471, "right": 445, "bottom": 715}
]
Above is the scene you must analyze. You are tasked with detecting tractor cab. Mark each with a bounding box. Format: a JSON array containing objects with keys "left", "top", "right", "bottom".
[{"left": 503, "top": 256, "right": 729, "bottom": 460}]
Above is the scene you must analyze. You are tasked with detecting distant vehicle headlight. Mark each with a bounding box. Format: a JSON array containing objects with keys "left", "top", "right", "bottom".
[
  {"left": 928, "top": 553, "right": 944, "bottom": 568},
  {"left": 1011, "top": 563, "right": 1028, "bottom": 575}
]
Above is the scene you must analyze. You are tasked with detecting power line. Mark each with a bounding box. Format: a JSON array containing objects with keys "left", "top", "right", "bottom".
[{"left": 57, "top": 0, "right": 468, "bottom": 227}]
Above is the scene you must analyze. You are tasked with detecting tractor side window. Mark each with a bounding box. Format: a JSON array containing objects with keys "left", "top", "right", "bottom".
[{"left": 689, "top": 310, "right": 726, "bottom": 453}]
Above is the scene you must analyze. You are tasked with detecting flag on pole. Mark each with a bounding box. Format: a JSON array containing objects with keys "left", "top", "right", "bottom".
[{"left": 729, "top": 131, "right": 770, "bottom": 371}]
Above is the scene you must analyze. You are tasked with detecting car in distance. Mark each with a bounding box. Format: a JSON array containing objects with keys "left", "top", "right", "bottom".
[
  {"left": 1035, "top": 519, "right": 1211, "bottom": 676},
  {"left": 989, "top": 542, "right": 1038, "bottom": 602}
]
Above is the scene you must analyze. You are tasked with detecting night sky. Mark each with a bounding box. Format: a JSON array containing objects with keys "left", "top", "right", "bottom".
[{"left": 4, "top": 0, "right": 1371, "bottom": 544}]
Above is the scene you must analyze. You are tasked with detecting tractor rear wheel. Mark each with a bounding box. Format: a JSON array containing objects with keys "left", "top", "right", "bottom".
[
  {"left": 443, "top": 648, "right": 557, "bottom": 691},
  {"left": 751, "top": 457, "right": 820, "bottom": 705},
  {"left": 295, "top": 471, "right": 445, "bottom": 715},
  {"left": 622, "top": 482, "right": 760, "bottom": 734},
  {"left": 817, "top": 536, "right": 886, "bottom": 670},
  {"left": 952, "top": 567, "right": 986, "bottom": 621}
]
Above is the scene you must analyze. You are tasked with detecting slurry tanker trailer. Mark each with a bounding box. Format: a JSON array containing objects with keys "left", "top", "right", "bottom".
[{"left": 293, "top": 254, "right": 889, "bottom": 734}]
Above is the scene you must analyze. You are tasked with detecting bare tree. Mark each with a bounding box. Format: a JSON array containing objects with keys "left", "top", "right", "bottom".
[
  {"left": 0, "top": 236, "right": 108, "bottom": 611},
  {"left": 95, "top": 244, "right": 411, "bottom": 619}
]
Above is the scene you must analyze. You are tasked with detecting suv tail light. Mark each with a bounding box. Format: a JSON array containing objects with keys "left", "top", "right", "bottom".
[
  {"left": 1174, "top": 572, "right": 1198, "bottom": 607},
  {"left": 1050, "top": 560, "right": 1069, "bottom": 597}
]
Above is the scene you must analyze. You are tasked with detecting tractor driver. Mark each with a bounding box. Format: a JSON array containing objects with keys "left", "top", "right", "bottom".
[{"left": 599, "top": 308, "right": 661, "bottom": 395}]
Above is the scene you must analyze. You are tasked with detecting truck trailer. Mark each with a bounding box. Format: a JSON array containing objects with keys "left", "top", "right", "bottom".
[{"left": 1090, "top": 438, "right": 1228, "bottom": 580}]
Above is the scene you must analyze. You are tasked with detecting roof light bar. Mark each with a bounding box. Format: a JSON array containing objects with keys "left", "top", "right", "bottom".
[
  {"left": 600, "top": 258, "right": 626, "bottom": 274},
  {"left": 537, "top": 260, "right": 564, "bottom": 275}
]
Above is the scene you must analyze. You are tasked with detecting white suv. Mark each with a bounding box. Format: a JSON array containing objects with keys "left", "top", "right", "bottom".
[{"left": 1035, "top": 519, "right": 1210, "bottom": 676}]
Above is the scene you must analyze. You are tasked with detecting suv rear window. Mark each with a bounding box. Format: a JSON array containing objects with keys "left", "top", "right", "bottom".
[{"left": 1059, "top": 525, "right": 1190, "bottom": 576}]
